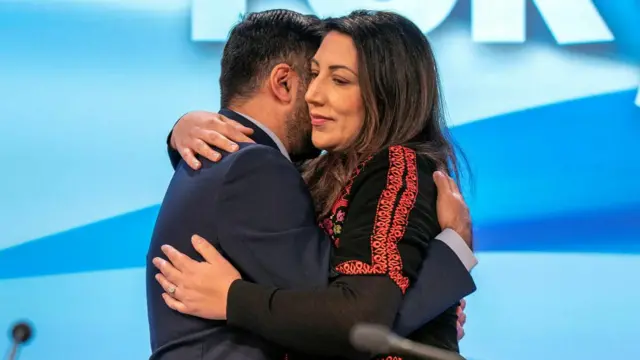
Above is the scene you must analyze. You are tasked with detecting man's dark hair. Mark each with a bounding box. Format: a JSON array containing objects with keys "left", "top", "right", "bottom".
[{"left": 219, "top": 10, "right": 323, "bottom": 107}]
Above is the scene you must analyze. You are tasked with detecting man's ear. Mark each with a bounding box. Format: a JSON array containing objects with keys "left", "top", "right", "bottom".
[{"left": 268, "top": 64, "right": 293, "bottom": 103}]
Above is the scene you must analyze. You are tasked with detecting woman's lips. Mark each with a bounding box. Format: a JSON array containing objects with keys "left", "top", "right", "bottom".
[{"left": 310, "top": 114, "right": 333, "bottom": 126}]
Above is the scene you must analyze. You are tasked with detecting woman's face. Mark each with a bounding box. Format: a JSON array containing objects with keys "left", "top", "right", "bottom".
[{"left": 305, "top": 31, "right": 365, "bottom": 152}]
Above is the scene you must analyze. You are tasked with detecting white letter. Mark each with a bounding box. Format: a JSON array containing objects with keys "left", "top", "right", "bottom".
[
  {"left": 472, "top": 0, "right": 614, "bottom": 44},
  {"left": 472, "top": 0, "right": 525, "bottom": 42},
  {"left": 533, "top": 0, "right": 613, "bottom": 45},
  {"left": 307, "top": 0, "right": 458, "bottom": 34}
]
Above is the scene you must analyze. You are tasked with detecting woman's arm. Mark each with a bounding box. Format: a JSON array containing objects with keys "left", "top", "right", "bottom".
[
  {"left": 227, "top": 276, "right": 402, "bottom": 358},
  {"left": 225, "top": 146, "right": 442, "bottom": 357},
  {"left": 166, "top": 111, "right": 255, "bottom": 170}
]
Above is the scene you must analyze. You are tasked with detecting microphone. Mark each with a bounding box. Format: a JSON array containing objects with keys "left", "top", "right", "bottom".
[
  {"left": 6, "top": 322, "right": 33, "bottom": 360},
  {"left": 350, "top": 323, "right": 466, "bottom": 360}
]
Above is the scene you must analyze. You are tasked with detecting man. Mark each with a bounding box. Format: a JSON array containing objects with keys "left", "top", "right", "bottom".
[{"left": 147, "top": 9, "right": 476, "bottom": 360}]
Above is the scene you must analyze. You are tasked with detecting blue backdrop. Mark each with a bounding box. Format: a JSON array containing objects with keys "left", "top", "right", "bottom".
[{"left": 1, "top": 1, "right": 639, "bottom": 359}]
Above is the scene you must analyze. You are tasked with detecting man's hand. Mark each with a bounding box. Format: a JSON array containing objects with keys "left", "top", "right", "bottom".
[
  {"left": 171, "top": 111, "right": 255, "bottom": 169},
  {"left": 457, "top": 299, "right": 467, "bottom": 341},
  {"left": 432, "top": 171, "right": 473, "bottom": 249}
]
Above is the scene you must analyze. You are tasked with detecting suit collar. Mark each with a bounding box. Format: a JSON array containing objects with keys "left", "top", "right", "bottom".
[
  {"left": 219, "top": 108, "right": 285, "bottom": 157},
  {"left": 220, "top": 108, "right": 322, "bottom": 164}
]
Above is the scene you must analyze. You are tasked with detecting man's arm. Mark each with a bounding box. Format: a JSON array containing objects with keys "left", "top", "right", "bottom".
[
  {"left": 436, "top": 229, "right": 477, "bottom": 270},
  {"left": 393, "top": 238, "right": 476, "bottom": 336},
  {"left": 393, "top": 171, "right": 477, "bottom": 336}
]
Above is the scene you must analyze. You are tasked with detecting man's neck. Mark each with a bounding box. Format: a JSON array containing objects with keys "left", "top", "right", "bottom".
[{"left": 228, "top": 100, "right": 288, "bottom": 151}]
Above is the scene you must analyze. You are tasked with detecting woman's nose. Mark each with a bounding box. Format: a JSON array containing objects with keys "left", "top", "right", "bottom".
[{"left": 305, "top": 78, "right": 323, "bottom": 106}]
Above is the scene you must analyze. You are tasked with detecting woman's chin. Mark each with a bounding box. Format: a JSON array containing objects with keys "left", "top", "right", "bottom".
[{"left": 311, "top": 134, "right": 332, "bottom": 152}]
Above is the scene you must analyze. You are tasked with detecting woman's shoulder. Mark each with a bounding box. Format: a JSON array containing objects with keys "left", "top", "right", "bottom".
[
  {"left": 360, "top": 145, "right": 439, "bottom": 175},
  {"left": 347, "top": 145, "right": 439, "bottom": 196}
]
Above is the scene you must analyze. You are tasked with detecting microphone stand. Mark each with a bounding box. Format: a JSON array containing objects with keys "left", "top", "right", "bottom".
[
  {"left": 6, "top": 344, "right": 18, "bottom": 360},
  {"left": 5, "top": 322, "right": 33, "bottom": 360},
  {"left": 351, "top": 323, "right": 466, "bottom": 360}
]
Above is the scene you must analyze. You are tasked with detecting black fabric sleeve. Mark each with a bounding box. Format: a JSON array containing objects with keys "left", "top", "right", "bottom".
[{"left": 227, "top": 276, "right": 402, "bottom": 359}]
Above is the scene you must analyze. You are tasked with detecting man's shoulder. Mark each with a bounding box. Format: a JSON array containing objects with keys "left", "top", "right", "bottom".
[
  {"left": 167, "top": 144, "right": 303, "bottom": 206},
  {"left": 218, "top": 144, "right": 312, "bottom": 204},
  {"left": 174, "top": 143, "right": 293, "bottom": 180},
  {"left": 221, "top": 143, "right": 299, "bottom": 181},
  {"left": 225, "top": 143, "right": 291, "bottom": 165}
]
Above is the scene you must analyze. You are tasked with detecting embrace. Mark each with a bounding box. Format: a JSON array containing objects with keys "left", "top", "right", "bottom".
[{"left": 146, "top": 9, "right": 477, "bottom": 360}]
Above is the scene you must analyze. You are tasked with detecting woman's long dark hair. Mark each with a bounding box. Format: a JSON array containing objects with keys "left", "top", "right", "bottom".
[{"left": 302, "top": 10, "right": 469, "bottom": 217}]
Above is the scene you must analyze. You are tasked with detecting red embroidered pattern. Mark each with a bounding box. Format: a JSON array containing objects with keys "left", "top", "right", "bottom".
[
  {"left": 333, "top": 146, "right": 418, "bottom": 293},
  {"left": 319, "top": 155, "right": 373, "bottom": 247}
]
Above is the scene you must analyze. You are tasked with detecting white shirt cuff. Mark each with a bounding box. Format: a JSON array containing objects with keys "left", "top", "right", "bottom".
[{"left": 435, "top": 228, "right": 478, "bottom": 271}]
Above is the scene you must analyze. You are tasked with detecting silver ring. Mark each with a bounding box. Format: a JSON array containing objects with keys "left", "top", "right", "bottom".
[{"left": 168, "top": 286, "right": 176, "bottom": 295}]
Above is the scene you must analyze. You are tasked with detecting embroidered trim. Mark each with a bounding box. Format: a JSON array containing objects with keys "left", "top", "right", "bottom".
[
  {"left": 320, "top": 155, "right": 373, "bottom": 247},
  {"left": 334, "top": 146, "right": 418, "bottom": 293}
]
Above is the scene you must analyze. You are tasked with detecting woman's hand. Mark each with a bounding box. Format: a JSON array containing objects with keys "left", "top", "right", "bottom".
[
  {"left": 457, "top": 298, "right": 467, "bottom": 341},
  {"left": 152, "top": 235, "right": 242, "bottom": 320},
  {"left": 170, "top": 111, "right": 255, "bottom": 169}
]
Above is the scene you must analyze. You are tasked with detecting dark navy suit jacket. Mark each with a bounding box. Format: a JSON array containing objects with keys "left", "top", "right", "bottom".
[{"left": 146, "top": 109, "right": 476, "bottom": 360}]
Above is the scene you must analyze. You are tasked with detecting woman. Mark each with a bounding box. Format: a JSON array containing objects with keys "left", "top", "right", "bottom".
[{"left": 159, "top": 10, "right": 466, "bottom": 359}]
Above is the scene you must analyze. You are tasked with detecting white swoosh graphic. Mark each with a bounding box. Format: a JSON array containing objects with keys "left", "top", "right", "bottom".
[{"left": 431, "top": 26, "right": 639, "bottom": 127}]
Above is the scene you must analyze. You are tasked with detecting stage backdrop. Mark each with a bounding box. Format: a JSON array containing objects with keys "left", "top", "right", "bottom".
[{"left": 1, "top": 0, "right": 638, "bottom": 359}]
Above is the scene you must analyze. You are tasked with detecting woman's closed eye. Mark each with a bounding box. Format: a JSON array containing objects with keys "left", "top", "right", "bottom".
[{"left": 332, "top": 77, "right": 349, "bottom": 86}]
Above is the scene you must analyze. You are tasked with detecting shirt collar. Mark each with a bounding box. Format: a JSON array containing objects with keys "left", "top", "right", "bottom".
[{"left": 234, "top": 111, "right": 291, "bottom": 162}]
